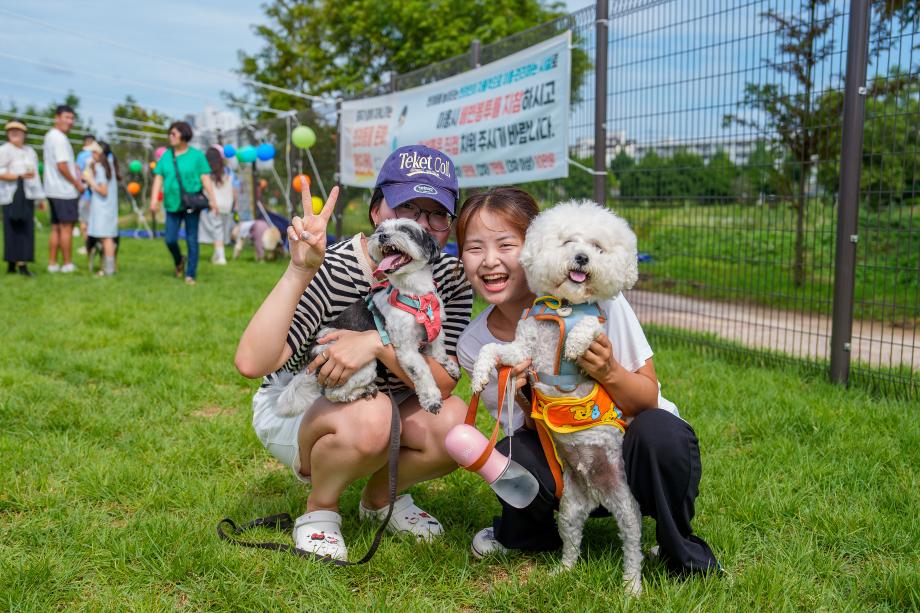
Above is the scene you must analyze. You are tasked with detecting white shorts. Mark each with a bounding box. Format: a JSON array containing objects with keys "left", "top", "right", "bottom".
[{"left": 251, "top": 371, "right": 414, "bottom": 484}]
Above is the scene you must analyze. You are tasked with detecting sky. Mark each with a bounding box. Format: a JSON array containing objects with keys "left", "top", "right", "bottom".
[{"left": 0, "top": 0, "right": 593, "bottom": 136}]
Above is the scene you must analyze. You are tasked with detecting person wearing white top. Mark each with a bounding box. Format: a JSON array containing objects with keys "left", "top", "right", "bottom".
[
  {"left": 454, "top": 187, "right": 720, "bottom": 575},
  {"left": 84, "top": 141, "right": 121, "bottom": 276},
  {"left": 42, "top": 105, "right": 84, "bottom": 273},
  {"left": 198, "top": 146, "right": 237, "bottom": 264},
  {"left": 0, "top": 120, "right": 44, "bottom": 276}
]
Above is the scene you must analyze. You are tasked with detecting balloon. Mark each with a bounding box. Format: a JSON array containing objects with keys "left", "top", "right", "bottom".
[
  {"left": 128, "top": 160, "right": 142, "bottom": 174},
  {"left": 238, "top": 146, "right": 257, "bottom": 164},
  {"left": 149, "top": 161, "right": 157, "bottom": 170},
  {"left": 38, "top": 162, "right": 43, "bottom": 175},
  {"left": 259, "top": 178, "right": 268, "bottom": 190},
  {"left": 223, "top": 144, "right": 236, "bottom": 159},
  {"left": 127, "top": 182, "right": 141, "bottom": 196},
  {"left": 311, "top": 196, "right": 323, "bottom": 215},
  {"left": 256, "top": 143, "right": 275, "bottom": 161},
  {"left": 291, "top": 125, "right": 316, "bottom": 149},
  {"left": 154, "top": 146, "right": 167, "bottom": 160},
  {"left": 292, "top": 174, "right": 311, "bottom": 192}
]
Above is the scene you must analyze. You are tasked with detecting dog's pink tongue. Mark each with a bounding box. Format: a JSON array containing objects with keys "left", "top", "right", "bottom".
[
  {"left": 374, "top": 253, "right": 403, "bottom": 276},
  {"left": 568, "top": 270, "right": 587, "bottom": 283}
]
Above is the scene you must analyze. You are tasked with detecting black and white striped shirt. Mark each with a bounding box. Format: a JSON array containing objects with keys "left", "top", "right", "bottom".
[{"left": 262, "top": 234, "right": 473, "bottom": 393}]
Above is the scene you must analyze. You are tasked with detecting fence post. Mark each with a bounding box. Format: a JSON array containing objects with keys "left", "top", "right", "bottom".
[
  {"left": 335, "top": 100, "right": 344, "bottom": 239},
  {"left": 593, "top": 0, "right": 608, "bottom": 206},
  {"left": 830, "top": 0, "right": 871, "bottom": 385},
  {"left": 470, "top": 39, "right": 481, "bottom": 68}
]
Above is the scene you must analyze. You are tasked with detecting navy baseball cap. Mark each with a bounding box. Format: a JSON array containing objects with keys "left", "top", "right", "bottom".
[{"left": 374, "top": 145, "right": 459, "bottom": 214}]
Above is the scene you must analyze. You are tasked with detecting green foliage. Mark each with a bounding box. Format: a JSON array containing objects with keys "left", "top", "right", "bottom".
[
  {"left": 1, "top": 230, "right": 918, "bottom": 609},
  {"left": 815, "top": 69, "right": 920, "bottom": 207},
  {"left": 237, "top": 0, "right": 567, "bottom": 103},
  {"left": 612, "top": 149, "right": 739, "bottom": 205}
]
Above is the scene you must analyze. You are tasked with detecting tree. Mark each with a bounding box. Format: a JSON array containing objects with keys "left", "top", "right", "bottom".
[
  {"left": 703, "top": 150, "right": 738, "bottom": 204},
  {"left": 815, "top": 69, "right": 920, "bottom": 207},
  {"left": 2, "top": 92, "right": 90, "bottom": 152},
  {"left": 723, "top": 0, "right": 842, "bottom": 287},
  {"left": 236, "top": 0, "right": 568, "bottom": 107}
]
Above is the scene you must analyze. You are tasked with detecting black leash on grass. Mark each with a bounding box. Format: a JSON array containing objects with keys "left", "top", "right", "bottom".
[{"left": 217, "top": 390, "right": 401, "bottom": 566}]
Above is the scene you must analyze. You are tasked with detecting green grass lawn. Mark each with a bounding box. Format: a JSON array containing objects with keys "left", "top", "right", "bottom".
[{"left": 1, "top": 231, "right": 918, "bottom": 611}]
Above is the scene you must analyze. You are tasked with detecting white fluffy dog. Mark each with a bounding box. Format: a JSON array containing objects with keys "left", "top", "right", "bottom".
[
  {"left": 276, "top": 218, "right": 460, "bottom": 417},
  {"left": 470, "top": 200, "right": 644, "bottom": 595}
]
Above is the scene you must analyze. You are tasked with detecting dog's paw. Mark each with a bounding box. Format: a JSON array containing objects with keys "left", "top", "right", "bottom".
[
  {"left": 469, "top": 366, "right": 491, "bottom": 394},
  {"left": 420, "top": 396, "right": 442, "bottom": 414},
  {"left": 624, "top": 575, "right": 642, "bottom": 597},
  {"left": 563, "top": 317, "right": 602, "bottom": 361},
  {"left": 549, "top": 563, "right": 574, "bottom": 577},
  {"left": 443, "top": 360, "right": 461, "bottom": 380}
]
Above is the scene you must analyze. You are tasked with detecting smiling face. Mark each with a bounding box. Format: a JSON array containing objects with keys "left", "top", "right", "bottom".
[
  {"left": 366, "top": 218, "right": 441, "bottom": 284},
  {"left": 460, "top": 208, "right": 533, "bottom": 307},
  {"left": 519, "top": 200, "right": 639, "bottom": 304}
]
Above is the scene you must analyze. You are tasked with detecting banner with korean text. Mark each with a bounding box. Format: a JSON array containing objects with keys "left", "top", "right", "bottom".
[{"left": 339, "top": 31, "right": 571, "bottom": 188}]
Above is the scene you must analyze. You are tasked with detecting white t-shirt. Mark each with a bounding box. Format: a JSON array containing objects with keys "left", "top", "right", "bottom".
[
  {"left": 42, "top": 128, "right": 78, "bottom": 199},
  {"left": 457, "top": 294, "right": 679, "bottom": 433},
  {"left": 211, "top": 168, "right": 235, "bottom": 213},
  {"left": 0, "top": 142, "right": 44, "bottom": 204}
]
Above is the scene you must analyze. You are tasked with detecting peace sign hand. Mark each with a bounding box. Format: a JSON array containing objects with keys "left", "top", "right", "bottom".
[{"left": 287, "top": 182, "right": 339, "bottom": 274}]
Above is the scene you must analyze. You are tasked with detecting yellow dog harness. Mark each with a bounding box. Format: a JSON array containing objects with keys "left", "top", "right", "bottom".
[{"left": 522, "top": 296, "right": 628, "bottom": 486}]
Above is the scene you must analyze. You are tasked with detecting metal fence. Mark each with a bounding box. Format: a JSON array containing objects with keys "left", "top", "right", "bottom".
[{"left": 352, "top": 0, "right": 919, "bottom": 396}]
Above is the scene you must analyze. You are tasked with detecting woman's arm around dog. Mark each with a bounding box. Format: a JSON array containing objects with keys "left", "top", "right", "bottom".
[
  {"left": 234, "top": 186, "right": 339, "bottom": 378},
  {"left": 577, "top": 333, "right": 658, "bottom": 417}
]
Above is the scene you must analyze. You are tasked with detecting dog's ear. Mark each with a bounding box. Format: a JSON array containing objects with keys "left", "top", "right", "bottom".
[{"left": 423, "top": 231, "right": 441, "bottom": 265}]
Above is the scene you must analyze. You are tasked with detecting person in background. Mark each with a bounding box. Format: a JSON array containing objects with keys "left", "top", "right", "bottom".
[
  {"left": 0, "top": 120, "right": 44, "bottom": 277},
  {"left": 43, "top": 105, "right": 83, "bottom": 273},
  {"left": 198, "top": 145, "right": 237, "bottom": 265},
  {"left": 84, "top": 141, "right": 121, "bottom": 276},
  {"left": 148, "top": 121, "right": 218, "bottom": 286},
  {"left": 75, "top": 133, "right": 96, "bottom": 255}
]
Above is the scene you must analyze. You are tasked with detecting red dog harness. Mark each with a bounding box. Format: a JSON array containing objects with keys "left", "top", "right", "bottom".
[{"left": 367, "top": 281, "right": 442, "bottom": 345}]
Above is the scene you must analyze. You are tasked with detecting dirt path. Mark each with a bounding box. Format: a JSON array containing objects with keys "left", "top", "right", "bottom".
[{"left": 624, "top": 290, "right": 920, "bottom": 371}]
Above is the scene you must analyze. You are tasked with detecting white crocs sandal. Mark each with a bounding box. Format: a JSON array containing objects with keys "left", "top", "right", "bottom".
[
  {"left": 292, "top": 510, "right": 348, "bottom": 561},
  {"left": 358, "top": 494, "right": 443, "bottom": 542}
]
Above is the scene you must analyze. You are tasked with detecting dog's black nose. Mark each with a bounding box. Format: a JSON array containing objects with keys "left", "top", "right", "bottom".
[
  {"left": 574, "top": 253, "right": 589, "bottom": 266},
  {"left": 378, "top": 233, "right": 388, "bottom": 242}
]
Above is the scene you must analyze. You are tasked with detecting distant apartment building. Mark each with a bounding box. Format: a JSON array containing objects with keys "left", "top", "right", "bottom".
[{"left": 572, "top": 133, "right": 760, "bottom": 167}]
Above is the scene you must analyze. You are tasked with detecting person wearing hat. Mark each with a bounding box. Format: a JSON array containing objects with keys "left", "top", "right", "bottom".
[
  {"left": 0, "top": 120, "right": 44, "bottom": 277},
  {"left": 236, "top": 145, "right": 473, "bottom": 561}
]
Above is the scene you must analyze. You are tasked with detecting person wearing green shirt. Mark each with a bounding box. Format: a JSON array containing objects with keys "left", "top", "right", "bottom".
[{"left": 150, "top": 121, "right": 218, "bottom": 285}]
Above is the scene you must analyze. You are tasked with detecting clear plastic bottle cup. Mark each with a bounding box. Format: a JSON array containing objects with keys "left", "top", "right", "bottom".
[{"left": 445, "top": 424, "right": 539, "bottom": 509}]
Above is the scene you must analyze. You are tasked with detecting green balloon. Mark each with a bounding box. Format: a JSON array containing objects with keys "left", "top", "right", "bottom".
[
  {"left": 292, "top": 125, "right": 316, "bottom": 149},
  {"left": 129, "top": 160, "right": 143, "bottom": 174},
  {"left": 38, "top": 162, "right": 43, "bottom": 175},
  {"left": 238, "top": 146, "right": 257, "bottom": 164}
]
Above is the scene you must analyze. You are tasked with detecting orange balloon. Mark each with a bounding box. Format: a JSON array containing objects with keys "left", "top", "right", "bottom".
[
  {"left": 292, "top": 174, "right": 311, "bottom": 192},
  {"left": 149, "top": 161, "right": 156, "bottom": 170},
  {"left": 259, "top": 178, "right": 268, "bottom": 190},
  {"left": 127, "top": 182, "right": 141, "bottom": 196}
]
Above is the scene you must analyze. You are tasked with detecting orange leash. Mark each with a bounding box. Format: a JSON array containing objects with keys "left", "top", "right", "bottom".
[{"left": 464, "top": 367, "right": 564, "bottom": 498}]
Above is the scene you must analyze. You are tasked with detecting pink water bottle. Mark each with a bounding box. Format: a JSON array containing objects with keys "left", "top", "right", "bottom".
[{"left": 445, "top": 424, "right": 539, "bottom": 509}]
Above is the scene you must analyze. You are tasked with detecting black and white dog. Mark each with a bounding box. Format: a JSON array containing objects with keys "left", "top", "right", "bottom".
[{"left": 276, "top": 219, "right": 460, "bottom": 416}]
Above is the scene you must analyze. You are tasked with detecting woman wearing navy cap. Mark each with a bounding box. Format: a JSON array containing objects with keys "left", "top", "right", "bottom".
[{"left": 236, "top": 145, "right": 472, "bottom": 561}]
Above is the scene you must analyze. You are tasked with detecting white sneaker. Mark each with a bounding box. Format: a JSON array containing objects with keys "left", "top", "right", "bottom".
[
  {"left": 60, "top": 263, "right": 76, "bottom": 273},
  {"left": 292, "top": 510, "right": 348, "bottom": 561},
  {"left": 358, "top": 494, "right": 443, "bottom": 542},
  {"left": 47, "top": 264, "right": 61, "bottom": 273},
  {"left": 471, "top": 527, "right": 509, "bottom": 559}
]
